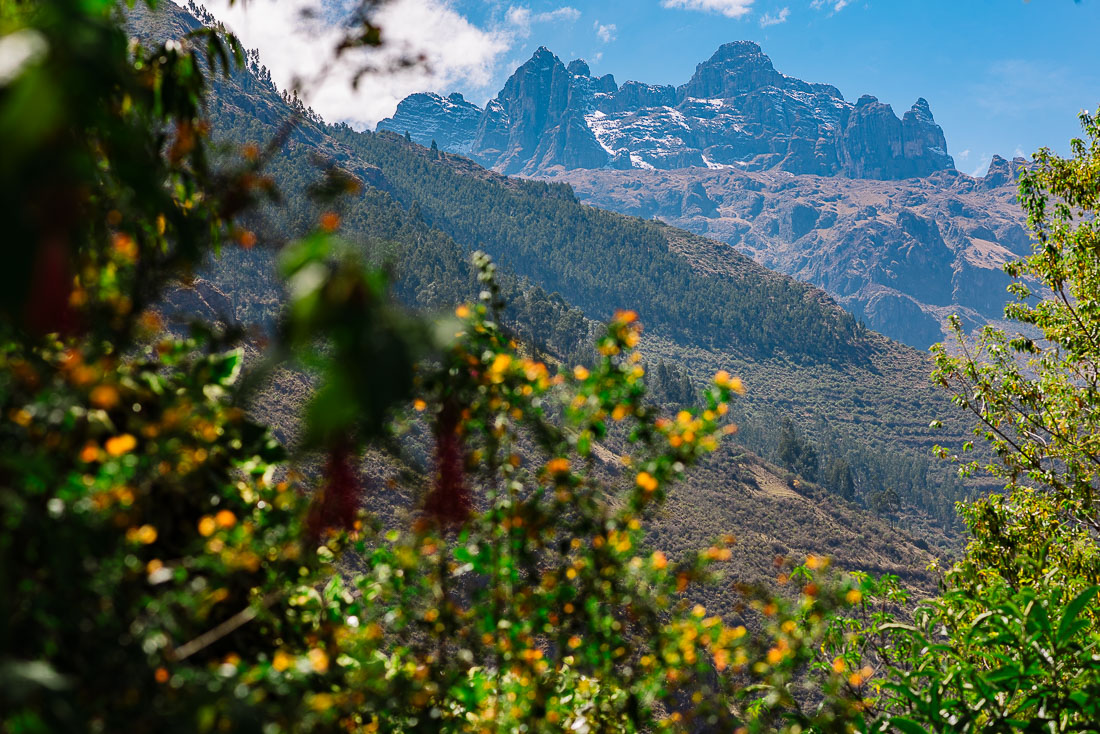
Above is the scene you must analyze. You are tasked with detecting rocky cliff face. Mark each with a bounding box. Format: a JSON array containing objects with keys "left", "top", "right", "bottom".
[
  {"left": 380, "top": 42, "right": 955, "bottom": 180},
  {"left": 375, "top": 92, "right": 482, "bottom": 154},
  {"left": 540, "top": 158, "right": 1032, "bottom": 348}
]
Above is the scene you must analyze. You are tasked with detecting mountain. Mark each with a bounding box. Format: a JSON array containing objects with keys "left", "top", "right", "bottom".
[
  {"left": 379, "top": 45, "right": 1030, "bottom": 349},
  {"left": 378, "top": 42, "right": 954, "bottom": 180},
  {"left": 540, "top": 155, "right": 1031, "bottom": 348},
  {"left": 133, "top": 2, "right": 983, "bottom": 596}
]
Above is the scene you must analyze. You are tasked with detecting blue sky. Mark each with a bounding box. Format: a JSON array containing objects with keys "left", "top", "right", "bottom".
[{"left": 203, "top": 0, "right": 1100, "bottom": 177}]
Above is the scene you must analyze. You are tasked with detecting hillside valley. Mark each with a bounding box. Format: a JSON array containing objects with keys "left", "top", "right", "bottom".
[
  {"left": 136, "top": 2, "right": 986, "bottom": 599},
  {"left": 384, "top": 44, "right": 1031, "bottom": 349}
]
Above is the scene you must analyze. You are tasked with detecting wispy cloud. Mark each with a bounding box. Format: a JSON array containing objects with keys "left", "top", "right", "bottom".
[
  {"left": 660, "top": 0, "right": 755, "bottom": 19},
  {"left": 759, "top": 7, "right": 790, "bottom": 26},
  {"left": 593, "top": 20, "right": 617, "bottom": 43},
  {"left": 190, "top": 0, "right": 512, "bottom": 128},
  {"left": 972, "top": 59, "right": 1087, "bottom": 117},
  {"left": 810, "top": 0, "right": 850, "bottom": 14},
  {"left": 506, "top": 5, "right": 581, "bottom": 38}
]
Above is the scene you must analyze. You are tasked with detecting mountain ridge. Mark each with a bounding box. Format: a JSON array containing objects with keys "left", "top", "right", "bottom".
[{"left": 378, "top": 41, "right": 954, "bottom": 180}]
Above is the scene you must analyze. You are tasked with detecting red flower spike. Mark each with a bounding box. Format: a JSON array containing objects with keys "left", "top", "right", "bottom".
[
  {"left": 423, "top": 401, "right": 471, "bottom": 526},
  {"left": 25, "top": 239, "right": 80, "bottom": 336},
  {"left": 307, "top": 441, "right": 361, "bottom": 539}
]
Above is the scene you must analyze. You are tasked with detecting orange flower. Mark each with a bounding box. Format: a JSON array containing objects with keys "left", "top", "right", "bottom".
[
  {"left": 614, "top": 309, "right": 638, "bottom": 324},
  {"left": 846, "top": 588, "right": 863, "bottom": 605},
  {"left": 319, "top": 212, "right": 341, "bottom": 232},
  {"left": 546, "top": 458, "right": 571, "bottom": 475},
  {"left": 651, "top": 550, "right": 668, "bottom": 570},
  {"left": 105, "top": 433, "right": 137, "bottom": 456},
  {"left": 112, "top": 233, "right": 138, "bottom": 260},
  {"left": 214, "top": 510, "right": 236, "bottom": 529},
  {"left": 635, "top": 471, "right": 658, "bottom": 492},
  {"left": 155, "top": 667, "right": 170, "bottom": 683},
  {"left": 572, "top": 365, "right": 590, "bottom": 381},
  {"left": 80, "top": 441, "right": 100, "bottom": 463},
  {"left": 237, "top": 230, "right": 257, "bottom": 249},
  {"left": 89, "top": 384, "right": 119, "bottom": 409}
]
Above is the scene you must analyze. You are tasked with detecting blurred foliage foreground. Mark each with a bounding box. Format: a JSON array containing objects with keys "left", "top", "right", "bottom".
[{"left": 3, "top": 1, "right": 1100, "bottom": 732}]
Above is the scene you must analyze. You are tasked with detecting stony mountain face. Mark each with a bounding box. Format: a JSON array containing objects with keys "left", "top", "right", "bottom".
[
  {"left": 541, "top": 155, "right": 1031, "bottom": 348},
  {"left": 377, "top": 42, "right": 1028, "bottom": 350},
  {"left": 375, "top": 92, "right": 482, "bottom": 153},
  {"left": 378, "top": 42, "right": 954, "bottom": 179}
]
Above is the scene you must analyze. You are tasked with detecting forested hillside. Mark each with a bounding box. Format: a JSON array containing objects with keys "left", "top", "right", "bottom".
[{"left": 133, "top": 0, "right": 979, "bottom": 534}]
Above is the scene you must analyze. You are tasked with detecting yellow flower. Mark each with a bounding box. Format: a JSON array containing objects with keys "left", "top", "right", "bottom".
[
  {"left": 272, "top": 650, "right": 293, "bottom": 672},
  {"left": 846, "top": 588, "right": 863, "bottom": 605},
  {"left": 308, "top": 648, "right": 329, "bottom": 673},
  {"left": 198, "top": 516, "right": 217, "bottom": 537},
  {"left": 573, "top": 365, "right": 590, "bottom": 381},
  {"left": 413, "top": 398, "right": 427, "bottom": 412},
  {"left": 488, "top": 353, "right": 512, "bottom": 382},
  {"left": 455, "top": 304, "right": 470, "bottom": 318},
  {"left": 105, "top": 433, "right": 137, "bottom": 456},
  {"left": 127, "top": 524, "right": 157, "bottom": 545}
]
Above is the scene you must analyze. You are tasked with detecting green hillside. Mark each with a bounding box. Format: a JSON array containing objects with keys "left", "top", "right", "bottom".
[{"left": 137, "top": 2, "right": 972, "bottom": 554}]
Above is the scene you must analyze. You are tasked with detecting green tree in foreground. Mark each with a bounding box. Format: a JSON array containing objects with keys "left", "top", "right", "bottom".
[{"left": 819, "top": 110, "right": 1100, "bottom": 733}]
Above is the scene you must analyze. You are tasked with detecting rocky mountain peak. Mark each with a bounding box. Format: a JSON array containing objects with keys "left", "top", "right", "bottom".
[
  {"left": 678, "top": 40, "right": 782, "bottom": 99},
  {"left": 567, "top": 59, "right": 591, "bottom": 77},
  {"left": 904, "top": 97, "right": 935, "bottom": 124},
  {"left": 380, "top": 41, "right": 956, "bottom": 180}
]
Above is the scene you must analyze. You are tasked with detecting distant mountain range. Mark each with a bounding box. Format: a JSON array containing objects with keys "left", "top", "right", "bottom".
[
  {"left": 379, "top": 44, "right": 1029, "bottom": 349},
  {"left": 378, "top": 42, "right": 954, "bottom": 180}
]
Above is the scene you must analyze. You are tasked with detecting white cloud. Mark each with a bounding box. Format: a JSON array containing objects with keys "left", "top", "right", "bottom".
[
  {"left": 507, "top": 5, "right": 580, "bottom": 38},
  {"left": 593, "top": 20, "right": 617, "bottom": 43},
  {"left": 536, "top": 6, "right": 581, "bottom": 22},
  {"left": 810, "top": 0, "right": 850, "bottom": 13},
  {"left": 186, "top": 0, "right": 512, "bottom": 128},
  {"left": 759, "top": 7, "right": 789, "bottom": 26},
  {"left": 956, "top": 149, "right": 971, "bottom": 160},
  {"left": 661, "top": 0, "right": 754, "bottom": 18}
]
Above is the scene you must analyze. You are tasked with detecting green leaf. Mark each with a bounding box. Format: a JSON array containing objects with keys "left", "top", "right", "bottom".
[
  {"left": 1057, "top": 586, "right": 1099, "bottom": 645},
  {"left": 889, "top": 717, "right": 930, "bottom": 734}
]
